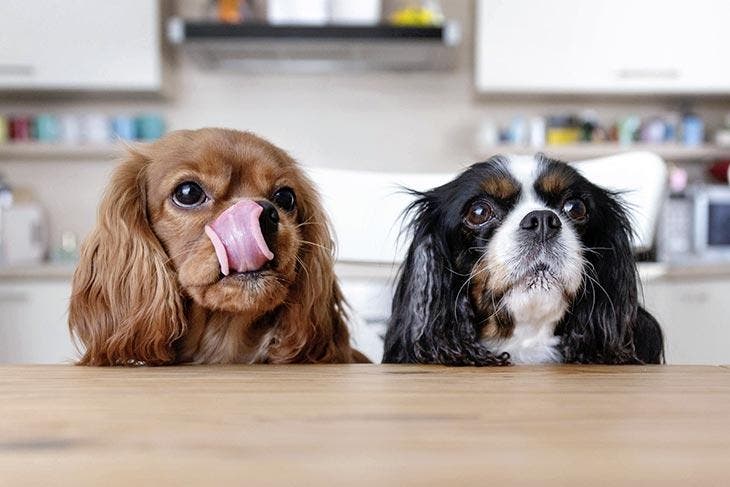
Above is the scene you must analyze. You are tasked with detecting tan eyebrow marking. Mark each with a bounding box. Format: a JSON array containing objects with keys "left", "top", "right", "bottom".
[
  {"left": 163, "top": 170, "right": 201, "bottom": 189},
  {"left": 480, "top": 175, "right": 519, "bottom": 200},
  {"left": 537, "top": 171, "right": 573, "bottom": 195}
]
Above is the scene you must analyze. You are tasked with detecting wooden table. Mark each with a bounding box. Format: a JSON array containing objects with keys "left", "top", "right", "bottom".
[{"left": 1, "top": 365, "right": 729, "bottom": 486}]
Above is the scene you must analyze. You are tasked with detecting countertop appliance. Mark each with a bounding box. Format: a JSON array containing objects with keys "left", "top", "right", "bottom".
[
  {"left": 0, "top": 203, "right": 46, "bottom": 266},
  {"left": 658, "top": 185, "right": 730, "bottom": 262}
]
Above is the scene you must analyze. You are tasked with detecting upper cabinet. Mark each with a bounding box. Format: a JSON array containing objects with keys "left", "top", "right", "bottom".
[
  {"left": 475, "top": 0, "right": 730, "bottom": 95},
  {"left": 0, "top": 0, "right": 161, "bottom": 92}
]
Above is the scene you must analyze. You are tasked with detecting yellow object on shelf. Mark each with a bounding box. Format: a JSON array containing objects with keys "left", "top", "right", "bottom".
[
  {"left": 388, "top": 7, "right": 442, "bottom": 26},
  {"left": 546, "top": 127, "right": 582, "bottom": 146}
]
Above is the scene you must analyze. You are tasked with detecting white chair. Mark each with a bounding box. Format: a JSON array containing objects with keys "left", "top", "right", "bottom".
[
  {"left": 572, "top": 152, "right": 667, "bottom": 252},
  {"left": 308, "top": 151, "right": 667, "bottom": 262}
]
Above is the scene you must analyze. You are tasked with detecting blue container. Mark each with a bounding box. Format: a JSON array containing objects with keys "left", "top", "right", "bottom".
[
  {"left": 35, "top": 114, "right": 60, "bottom": 143},
  {"left": 136, "top": 114, "right": 165, "bottom": 141},
  {"left": 111, "top": 116, "right": 137, "bottom": 141},
  {"left": 681, "top": 114, "right": 704, "bottom": 146}
]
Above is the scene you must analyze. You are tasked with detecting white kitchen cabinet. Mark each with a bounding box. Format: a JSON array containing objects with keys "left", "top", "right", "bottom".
[
  {"left": 642, "top": 277, "right": 730, "bottom": 364},
  {"left": 0, "top": 279, "right": 75, "bottom": 363},
  {"left": 475, "top": 0, "right": 730, "bottom": 95},
  {"left": 0, "top": 1, "right": 161, "bottom": 91}
]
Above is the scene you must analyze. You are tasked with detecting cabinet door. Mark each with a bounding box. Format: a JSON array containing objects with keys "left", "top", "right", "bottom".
[
  {"left": 0, "top": 0, "right": 160, "bottom": 91},
  {"left": 475, "top": 0, "right": 730, "bottom": 94},
  {"left": 0, "top": 280, "right": 75, "bottom": 363},
  {"left": 642, "top": 278, "right": 730, "bottom": 364}
]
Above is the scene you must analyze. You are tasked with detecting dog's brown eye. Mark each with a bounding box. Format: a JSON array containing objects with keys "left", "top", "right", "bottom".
[
  {"left": 272, "top": 187, "right": 296, "bottom": 212},
  {"left": 563, "top": 198, "right": 587, "bottom": 222},
  {"left": 465, "top": 200, "right": 493, "bottom": 228},
  {"left": 172, "top": 182, "right": 206, "bottom": 208}
]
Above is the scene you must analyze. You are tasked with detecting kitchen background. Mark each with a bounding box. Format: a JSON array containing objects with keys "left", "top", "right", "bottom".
[{"left": 1, "top": 0, "right": 729, "bottom": 364}]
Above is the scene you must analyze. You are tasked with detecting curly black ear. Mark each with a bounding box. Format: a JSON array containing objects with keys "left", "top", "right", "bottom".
[
  {"left": 556, "top": 190, "right": 664, "bottom": 364},
  {"left": 383, "top": 194, "right": 509, "bottom": 365}
]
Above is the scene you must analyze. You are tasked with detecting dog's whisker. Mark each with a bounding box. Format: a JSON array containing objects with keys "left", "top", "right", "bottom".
[
  {"left": 294, "top": 254, "right": 311, "bottom": 285},
  {"left": 294, "top": 219, "right": 326, "bottom": 229},
  {"left": 581, "top": 258, "right": 615, "bottom": 324},
  {"left": 452, "top": 254, "right": 492, "bottom": 322},
  {"left": 298, "top": 239, "right": 331, "bottom": 253}
]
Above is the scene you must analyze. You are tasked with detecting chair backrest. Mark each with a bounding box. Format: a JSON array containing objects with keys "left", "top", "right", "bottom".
[
  {"left": 572, "top": 151, "right": 667, "bottom": 252},
  {"left": 307, "top": 151, "right": 667, "bottom": 263}
]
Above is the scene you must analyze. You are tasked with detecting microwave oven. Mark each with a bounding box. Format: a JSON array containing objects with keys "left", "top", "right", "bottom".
[
  {"left": 694, "top": 186, "right": 730, "bottom": 257},
  {"left": 658, "top": 185, "right": 730, "bottom": 262}
]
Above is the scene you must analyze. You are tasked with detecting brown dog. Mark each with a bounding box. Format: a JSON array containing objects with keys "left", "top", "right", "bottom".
[{"left": 69, "top": 128, "right": 367, "bottom": 365}]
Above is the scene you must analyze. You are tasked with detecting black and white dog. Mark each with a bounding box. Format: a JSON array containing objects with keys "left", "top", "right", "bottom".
[{"left": 383, "top": 155, "right": 664, "bottom": 365}]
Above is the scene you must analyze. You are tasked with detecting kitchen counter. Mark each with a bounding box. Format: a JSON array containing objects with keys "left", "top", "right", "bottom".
[
  {"left": 1, "top": 364, "right": 729, "bottom": 485},
  {"left": 3, "top": 261, "right": 730, "bottom": 281},
  {"left": 0, "top": 263, "right": 76, "bottom": 279}
]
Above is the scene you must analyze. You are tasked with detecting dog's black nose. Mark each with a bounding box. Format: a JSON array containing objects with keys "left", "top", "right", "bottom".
[
  {"left": 257, "top": 200, "right": 279, "bottom": 249},
  {"left": 519, "top": 210, "right": 562, "bottom": 241}
]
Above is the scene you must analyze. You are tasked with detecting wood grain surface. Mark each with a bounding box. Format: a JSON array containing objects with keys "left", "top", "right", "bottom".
[{"left": 1, "top": 364, "right": 729, "bottom": 486}]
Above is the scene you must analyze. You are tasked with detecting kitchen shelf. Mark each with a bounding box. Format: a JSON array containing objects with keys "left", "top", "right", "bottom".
[
  {"left": 0, "top": 143, "right": 124, "bottom": 161},
  {"left": 166, "top": 18, "right": 460, "bottom": 71},
  {"left": 478, "top": 143, "right": 730, "bottom": 162},
  {"left": 171, "top": 22, "right": 455, "bottom": 42}
]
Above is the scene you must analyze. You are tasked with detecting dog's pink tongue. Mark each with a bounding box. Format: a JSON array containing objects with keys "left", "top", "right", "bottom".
[{"left": 204, "top": 199, "right": 274, "bottom": 276}]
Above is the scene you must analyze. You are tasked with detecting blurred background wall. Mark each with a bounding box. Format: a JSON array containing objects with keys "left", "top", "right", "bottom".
[{"left": 2, "top": 1, "right": 729, "bottom": 244}]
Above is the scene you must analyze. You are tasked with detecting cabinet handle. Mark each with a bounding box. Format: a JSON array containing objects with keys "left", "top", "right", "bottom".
[
  {"left": 0, "top": 64, "right": 35, "bottom": 76},
  {"left": 0, "top": 292, "right": 29, "bottom": 303},
  {"left": 679, "top": 292, "right": 709, "bottom": 304},
  {"left": 616, "top": 68, "right": 680, "bottom": 80}
]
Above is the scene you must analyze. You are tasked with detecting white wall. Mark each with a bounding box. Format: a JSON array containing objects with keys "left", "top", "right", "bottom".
[{"left": 2, "top": 0, "right": 730, "bottom": 246}]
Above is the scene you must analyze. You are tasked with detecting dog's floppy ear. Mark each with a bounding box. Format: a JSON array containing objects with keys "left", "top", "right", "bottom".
[
  {"left": 266, "top": 171, "right": 357, "bottom": 363},
  {"left": 383, "top": 192, "right": 509, "bottom": 365},
  {"left": 556, "top": 190, "right": 664, "bottom": 364},
  {"left": 69, "top": 149, "right": 186, "bottom": 365}
]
